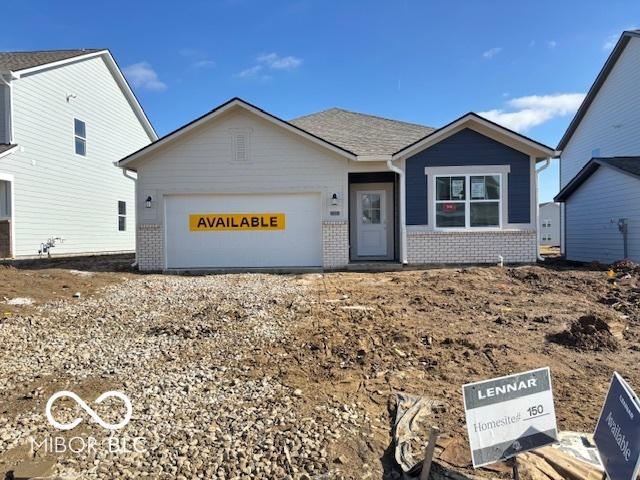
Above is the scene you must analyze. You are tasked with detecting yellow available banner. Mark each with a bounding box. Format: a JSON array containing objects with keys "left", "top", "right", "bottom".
[{"left": 189, "top": 213, "right": 286, "bottom": 231}]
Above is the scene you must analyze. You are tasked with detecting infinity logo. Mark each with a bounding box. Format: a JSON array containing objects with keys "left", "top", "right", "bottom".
[{"left": 45, "top": 391, "right": 132, "bottom": 431}]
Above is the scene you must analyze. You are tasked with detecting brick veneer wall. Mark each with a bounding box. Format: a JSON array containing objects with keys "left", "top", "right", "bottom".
[
  {"left": 322, "top": 221, "right": 349, "bottom": 269},
  {"left": 138, "top": 224, "right": 164, "bottom": 271},
  {"left": 407, "top": 229, "right": 537, "bottom": 264}
]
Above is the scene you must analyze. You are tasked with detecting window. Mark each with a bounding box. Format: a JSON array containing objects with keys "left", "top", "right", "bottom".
[
  {"left": 74, "top": 119, "right": 86, "bottom": 156},
  {"left": 361, "top": 193, "right": 382, "bottom": 224},
  {"left": 118, "top": 201, "right": 126, "bottom": 231},
  {"left": 435, "top": 174, "right": 501, "bottom": 229},
  {"left": 542, "top": 220, "right": 552, "bottom": 228}
]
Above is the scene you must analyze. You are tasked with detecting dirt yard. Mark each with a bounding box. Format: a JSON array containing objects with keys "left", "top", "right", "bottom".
[{"left": 0, "top": 257, "right": 638, "bottom": 479}]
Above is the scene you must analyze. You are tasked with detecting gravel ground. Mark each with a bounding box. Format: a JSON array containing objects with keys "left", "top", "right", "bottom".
[{"left": 0, "top": 274, "right": 358, "bottom": 479}]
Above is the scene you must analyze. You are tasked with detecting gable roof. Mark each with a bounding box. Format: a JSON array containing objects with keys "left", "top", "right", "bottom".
[
  {"left": 393, "top": 112, "right": 556, "bottom": 159},
  {"left": 118, "top": 97, "right": 358, "bottom": 168},
  {"left": 289, "top": 108, "right": 434, "bottom": 157},
  {"left": 554, "top": 156, "right": 640, "bottom": 201},
  {"left": 0, "top": 49, "right": 157, "bottom": 141},
  {"left": 557, "top": 30, "right": 640, "bottom": 150},
  {"left": 0, "top": 49, "right": 101, "bottom": 72}
]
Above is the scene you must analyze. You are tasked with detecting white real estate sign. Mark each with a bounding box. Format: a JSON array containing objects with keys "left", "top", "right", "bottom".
[{"left": 463, "top": 367, "right": 558, "bottom": 467}]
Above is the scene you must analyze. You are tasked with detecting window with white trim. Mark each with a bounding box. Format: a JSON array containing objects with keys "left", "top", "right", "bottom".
[
  {"left": 435, "top": 174, "right": 501, "bottom": 229},
  {"left": 74, "top": 118, "right": 86, "bottom": 156},
  {"left": 542, "top": 219, "right": 551, "bottom": 228}
]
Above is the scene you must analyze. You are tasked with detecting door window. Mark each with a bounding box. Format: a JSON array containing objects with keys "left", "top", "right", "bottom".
[{"left": 361, "top": 193, "right": 382, "bottom": 224}]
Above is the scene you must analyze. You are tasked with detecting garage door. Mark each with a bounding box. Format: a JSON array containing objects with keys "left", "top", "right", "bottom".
[{"left": 165, "top": 193, "right": 322, "bottom": 269}]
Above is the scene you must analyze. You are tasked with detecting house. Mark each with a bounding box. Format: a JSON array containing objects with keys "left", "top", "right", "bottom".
[
  {"left": 0, "top": 49, "right": 156, "bottom": 258},
  {"left": 555, "top": 158, "right": 639, "bottom": 262},
  {"left": 117, "top": 97, "right": 555, "bottom": 271},
  {"left": 538, "top": 202, "right": 560, "bottom": 246},
  {"left": 555, "top": 30, "right": 640, "bottom": 263}
]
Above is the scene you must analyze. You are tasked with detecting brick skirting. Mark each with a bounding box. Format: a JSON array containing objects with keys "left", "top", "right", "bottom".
[{"left": 407, "top": 229, "right": 537, "bottom": 264}]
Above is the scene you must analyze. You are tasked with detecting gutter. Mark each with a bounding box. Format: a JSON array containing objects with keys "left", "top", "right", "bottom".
[
  {"left": 121, "top": 167, "right": 139, "bottom": 268},
  {"left": 535, "top": 157, "right": 553, "bottom": 262},
  {"left": 386, "top": 158, "right": 408, "bottom": 264},
  {"left": 0, "top": 73, "right": 15, "bottom": 144}
]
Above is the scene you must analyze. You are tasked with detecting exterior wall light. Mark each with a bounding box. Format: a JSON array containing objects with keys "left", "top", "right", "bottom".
[
  {"left": 331, "top": 193, "right": 339, "bottom": 206},
  {"left": 145, "top": 196, "right": 153, "bottom": 208}
]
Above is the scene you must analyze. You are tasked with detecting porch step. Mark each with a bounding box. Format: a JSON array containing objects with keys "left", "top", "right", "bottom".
[{"left": 346, "top": 262, "right": 403, "bottom": 272}]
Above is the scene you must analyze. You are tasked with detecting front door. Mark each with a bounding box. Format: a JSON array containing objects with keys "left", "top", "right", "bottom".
[{"left": 356, "top": 189, "right": 387, "bottom": 257}]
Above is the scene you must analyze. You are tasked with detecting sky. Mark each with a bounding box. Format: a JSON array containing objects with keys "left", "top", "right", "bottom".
[{"left": 3, "top": 0, "right": 639, "bottom": 202}]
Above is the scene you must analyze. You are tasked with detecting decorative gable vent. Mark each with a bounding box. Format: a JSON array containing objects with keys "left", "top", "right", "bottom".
[{"left": 230, "top": 128, "right": 252, "bottom": 162}]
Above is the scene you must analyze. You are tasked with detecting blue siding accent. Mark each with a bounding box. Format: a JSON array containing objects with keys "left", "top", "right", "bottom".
[{"left": 405, "top": 128, "right": 531, "bottom": 225}]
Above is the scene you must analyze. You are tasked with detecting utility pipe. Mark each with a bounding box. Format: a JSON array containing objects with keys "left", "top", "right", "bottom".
[
  {"left": 387, "top": 158, "right": 408, "bottom": 264},
  {"left": 535, "top": 158, "right": 552, "bottom": 262}
]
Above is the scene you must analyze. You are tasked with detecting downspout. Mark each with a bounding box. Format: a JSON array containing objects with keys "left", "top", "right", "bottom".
[
  {"left": 387, "top": 158, "right": 408, "bottom": 264},
  {"left": 121, "top": 167, "right": 138, "bottom": 268},
  {"left": 0, "top": 73, "right": 15, "bottom": 144},
  {"left": 535, "top": 158, "right": 552, "bottom": 262}
]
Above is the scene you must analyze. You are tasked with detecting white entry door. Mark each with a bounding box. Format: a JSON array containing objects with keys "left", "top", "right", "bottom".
[{"left": 356, "top": 190, "right": 387, "bottom": 256}]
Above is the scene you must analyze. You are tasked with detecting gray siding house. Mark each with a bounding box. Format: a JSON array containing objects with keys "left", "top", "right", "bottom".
[
  {"left": 538, "top": 202, "right": 560, "bottom": 246},
  {"left": 555, "top": 31, "right": 640, "bottom": 263},
  {"left": 117, "top": 98, "right": 554, "bottom": 271},
  {"left": 556, "top": 158, "right": 639, "bottom": 262},
  {"left": 0, "top": 49, "right": 156, "bottom": 258}
]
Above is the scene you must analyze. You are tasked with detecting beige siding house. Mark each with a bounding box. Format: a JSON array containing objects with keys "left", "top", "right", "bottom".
[{"left": 0, "top": 50, "right": 156, "bottom": 258}]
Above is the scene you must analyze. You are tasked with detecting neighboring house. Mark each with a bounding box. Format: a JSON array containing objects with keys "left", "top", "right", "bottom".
[
  {"left": 0, "top": 49, "right": 156, "bottom": 258},
  {"left": 555, "top": 158, "right": 639, "bottom": 262},
  {"left": 538, "top": 202, "right": 560, "bottom": 246},
  {"left": 555, "top": 30, "right": 640, "bottom": 263},
  {"left": 117, "top": 97, "right": 554, "bottom": 271}
]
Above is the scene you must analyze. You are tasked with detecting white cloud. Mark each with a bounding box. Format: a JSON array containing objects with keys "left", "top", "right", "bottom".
[
  {"left": 236, "top": 52, "right": 302, "bottom": 80},
  {"left": 192, "top": 59, "right": 216, "bottom": 68},
  {"left": 547, "top": 40, "right": 557, "bottom": 49},
  {"left": 603, "top": 28, "right": 636, "bottom": 50},
  {"left": 479, "top": 93, "right": 586, "bottom": 132},
  {"left": 237, "top": 65, "right": 263, "bottom": 78},
  {"left": 123, "top": 62, "right": 167, "bottom": 92},
  {"left": 257, "top": 52, "right": 303, "bottom": 70},
  {"left": 482, "top": 47, "right": 502, "bottom": 59}
]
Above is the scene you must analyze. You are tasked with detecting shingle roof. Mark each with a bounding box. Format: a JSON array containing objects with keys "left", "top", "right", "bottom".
[
  {"left": 290, "top": 108, "right": 434, "bottom": 156},
  {"left": 554, "top": 156, "right": 640, "bottom": 201},
  {"left": 0, "top": 144, "right": 17, "bottom": 155},
  {"left": 0, "top": 49, "right": 102, "bottom": 72}
]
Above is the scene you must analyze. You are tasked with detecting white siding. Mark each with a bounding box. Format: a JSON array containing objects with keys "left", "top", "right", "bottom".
[
  {"left": 0, "top": 56, "right": 152, "bottom": 256},
  {"left": 566, "top": 167, "right": 640, "bottom": 263},
  {"left": 560, "top": 37, "right": 640, "bottom": 187},
  {"left": 538, "top": 202, "right": 560, "bottom": 246},
  {"left": 136, "top": 107, "right": 349, "bottom": 226}
]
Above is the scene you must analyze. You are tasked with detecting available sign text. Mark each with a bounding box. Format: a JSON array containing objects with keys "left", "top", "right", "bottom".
[
  {"left": 189, "top": 213, "right": 286, "bottom": 231},
  {"left": 594, "top": 373, "right": 640, "bottom": 480}
]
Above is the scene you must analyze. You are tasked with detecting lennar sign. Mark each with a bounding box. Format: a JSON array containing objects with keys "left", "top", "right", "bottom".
[
  {"left": 463, "top": 367, "right": 558, "bottom": 467},
  {"left": 189, "top": 213, "right": 286, "bottom": 231},
  {"left": 594, "top": 373, "right": 640, "bottom": 480}
]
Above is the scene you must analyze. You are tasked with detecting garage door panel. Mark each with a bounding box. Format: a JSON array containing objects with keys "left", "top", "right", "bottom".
[{"left": 165, "top": 194, "right": 322, "bottom": 268}]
